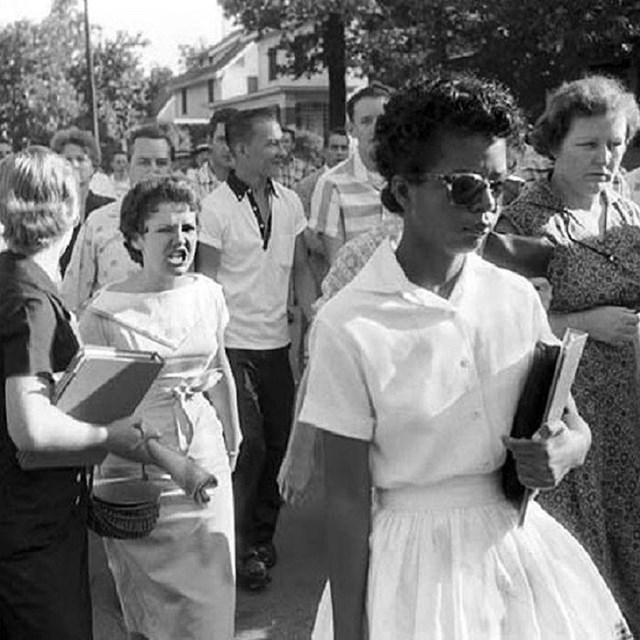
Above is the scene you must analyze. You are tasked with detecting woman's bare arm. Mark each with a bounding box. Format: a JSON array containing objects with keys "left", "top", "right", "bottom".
[
  {"left": 6, "top": 375, "right": 153, "bottom": 462},
  {"left": 206, "top": 333, "right": 242, "bottom": 466},
  {"left": 324, "top": 431, "right": 371, "bottom": 640}
]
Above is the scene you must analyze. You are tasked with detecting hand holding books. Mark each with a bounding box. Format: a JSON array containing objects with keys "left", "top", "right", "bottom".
[
  {"left": 103, "top": 418, "right": 161, "bottom": 465},
  {"left": 502, "top": 412, "right": 590, "bottom": 491},
  {"left": 17, "top": 346, "right": 164, "bottom": 470},
  {"left": 501, "top": 328, "right": 589, "bottom": 525}
]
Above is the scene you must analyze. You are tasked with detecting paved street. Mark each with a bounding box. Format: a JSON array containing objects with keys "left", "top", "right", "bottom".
[
  {"left": 91, "top": 494, "right": 327, "bottom": 640},
  {"left": 235, "top": 497, "right": 326, "bottom": 640}
]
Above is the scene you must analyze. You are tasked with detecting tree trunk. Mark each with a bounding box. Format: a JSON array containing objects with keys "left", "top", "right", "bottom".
[{"left": 323, "top": 12, "right": 346, "bottom": 129}]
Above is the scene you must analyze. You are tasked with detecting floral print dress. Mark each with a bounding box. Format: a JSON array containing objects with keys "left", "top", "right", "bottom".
[{"left": 503, "top": 179, "right": 640, "bottom": 635}]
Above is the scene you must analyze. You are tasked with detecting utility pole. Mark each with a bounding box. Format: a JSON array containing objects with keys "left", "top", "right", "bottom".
[
  {"left": 324, "top": 12, "right": 346, "bottom": 130},
  {"left": 83, "top": 0, "right": 99, "bottom": 147}
]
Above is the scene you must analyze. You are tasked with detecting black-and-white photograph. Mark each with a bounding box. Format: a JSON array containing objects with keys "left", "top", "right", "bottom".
[{"left": 1, "top": 1, "right": 640, "bottom": 638}]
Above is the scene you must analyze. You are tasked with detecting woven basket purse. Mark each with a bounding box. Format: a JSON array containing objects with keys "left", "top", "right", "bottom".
[{"left": 88, "top": 473, "right": 161, "bottom": 540}]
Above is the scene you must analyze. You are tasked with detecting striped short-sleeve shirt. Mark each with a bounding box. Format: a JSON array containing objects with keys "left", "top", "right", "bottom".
[{"left": 309, "top": 152, "right": 389, "bottom": 241}]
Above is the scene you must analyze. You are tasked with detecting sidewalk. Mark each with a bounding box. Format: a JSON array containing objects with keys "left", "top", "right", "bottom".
[{"left": 235, "top": 498, "right": 326, "bottom": 639}]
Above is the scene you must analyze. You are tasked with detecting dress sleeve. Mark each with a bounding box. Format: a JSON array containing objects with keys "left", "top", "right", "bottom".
[
  {"left": 299, "top": 315, "right": 375, "bottom": 441},
  {"left": 3, "top": 294, "right": 58, "bottom": 378},
  {"left": 315, "top": 235, "right": 370, "bottom": 311},
  {"left": 500, "top": 199, "right": 540, "bottom": 236}
]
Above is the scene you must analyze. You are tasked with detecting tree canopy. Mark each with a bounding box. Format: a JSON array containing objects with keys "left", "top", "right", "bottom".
[
  {"left": 219, "top": 0, "right": 640, "bottom": 119},
  {"left": 0, "top": 0, "right": 173, "bottom": 150},
  {"left": 219, "top": 0, "right": 382, "bottom": 127}
]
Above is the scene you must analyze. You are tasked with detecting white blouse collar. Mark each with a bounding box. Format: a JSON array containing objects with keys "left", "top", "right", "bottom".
[{"left": 351, "top": 239, "right": 479, "bottom": 309}]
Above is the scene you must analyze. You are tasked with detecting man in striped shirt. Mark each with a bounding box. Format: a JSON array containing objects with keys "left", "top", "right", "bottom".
[{"left": 309, "top": 83, "right": 393, "bottom": 264}]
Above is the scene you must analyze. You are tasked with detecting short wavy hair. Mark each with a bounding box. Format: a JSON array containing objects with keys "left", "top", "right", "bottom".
[
  {"left": 531, "top": 75, "right": 640, "bottom": 158},
  {"left": 50, "top": 128, "right": 101, "bottom": 166},
  {"left": 0, "top": 146, "right": 79, "bottom": 254},
  {"left": 374, "top": 72, "right": 525, "bottom": 212},
  {"left": 120, "top": 175, "right": 200, "bottom": 266}
]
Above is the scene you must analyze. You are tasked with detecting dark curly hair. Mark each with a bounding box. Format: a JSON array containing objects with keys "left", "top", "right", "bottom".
[
  {"left": 374, "top": 72, "right": 525, "bottom": 212},
  {"left": 120, "top": 175, "right": 200, "bottom": 266},
  {"left": 530, "top": 75, "right": 640, "bottom": 159}
]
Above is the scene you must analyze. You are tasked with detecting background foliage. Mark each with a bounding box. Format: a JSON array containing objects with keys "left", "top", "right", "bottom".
[
  {"left": 219, "top": 0, "right": 640, "bottom": 119},
  {"left": 0, "top": 0, "right": 173, "bottom": 152}
]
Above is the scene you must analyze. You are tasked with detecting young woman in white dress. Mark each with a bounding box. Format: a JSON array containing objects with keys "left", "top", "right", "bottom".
[
  {"left": 79, "top": 176, "right": 242, "bottom": 640},
  {"left": 299, "top": 74, "right": 632, "bottom": 639}
]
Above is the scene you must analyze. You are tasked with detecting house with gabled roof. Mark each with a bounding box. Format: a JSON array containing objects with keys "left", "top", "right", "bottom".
[{"left": 160, "top": 28, "right": 365, "bottom": 137}]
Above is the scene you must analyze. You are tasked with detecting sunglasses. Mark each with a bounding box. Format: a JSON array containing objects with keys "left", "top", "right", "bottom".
[{"left": 419, "top": 173, "right": 505, "bottom": 209}]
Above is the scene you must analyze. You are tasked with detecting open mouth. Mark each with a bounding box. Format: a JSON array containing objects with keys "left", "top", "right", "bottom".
[
  {"left": 463, "top": 224, "right": 489, "bottom": 237},
  {"left": 167, "top": 247, "right": 189, "bottom": 266}
]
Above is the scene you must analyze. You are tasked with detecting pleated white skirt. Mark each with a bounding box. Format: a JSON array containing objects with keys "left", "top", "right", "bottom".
[{"left": 312, "top": 474, "right": 631, "bottom": 640}]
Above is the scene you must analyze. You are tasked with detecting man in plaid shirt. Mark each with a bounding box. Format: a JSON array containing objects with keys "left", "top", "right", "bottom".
[{"left": 276, "top": 127, "right": 314, "bottom": 189}]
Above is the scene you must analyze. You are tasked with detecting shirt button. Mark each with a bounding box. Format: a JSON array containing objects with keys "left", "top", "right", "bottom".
[
  {"left": 473, "top": 410, "right": 482, "bottom": 419},
  {"left": 76, "top": 472, "right": 82, "bottom": 483},
  {"left": 460, "top": 359, "right": 470, "bottom": 369}
]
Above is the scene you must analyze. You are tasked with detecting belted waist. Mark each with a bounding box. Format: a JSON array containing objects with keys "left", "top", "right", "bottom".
[
  {"left": 146, "top": 368, "right": 223, "bottom": 451},
  {"left": 376, "top": 474, "right": 504, "bottom": 510}
]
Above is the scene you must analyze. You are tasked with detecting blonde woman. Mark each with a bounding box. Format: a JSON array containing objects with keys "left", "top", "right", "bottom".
[{"left": 0, "top": 147, "right": 149, "bottom": 639}]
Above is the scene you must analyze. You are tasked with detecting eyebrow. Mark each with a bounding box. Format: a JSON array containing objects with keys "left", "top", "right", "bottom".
[{"left": 148, "top": 221, "right": 196, "bottom": 229}]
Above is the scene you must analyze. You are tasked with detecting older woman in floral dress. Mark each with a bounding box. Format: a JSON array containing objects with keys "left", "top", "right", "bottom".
[{"left": 497, "top": 75, "right": 640, "bottom": 634}]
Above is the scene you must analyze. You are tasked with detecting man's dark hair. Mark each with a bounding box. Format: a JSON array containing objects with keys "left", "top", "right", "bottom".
[
  {"left": 226, "top": 108, "right": 278, "bottom": 149},
  {"left": 325, "top": 127, "right": 348, "bottom": 146},
  {"left": 127, "top": 125, "right": 175, "bottom": 160},
  {"left": 346, "top": 82, "right": 393, "bottom": 122},
  {"left": 208, "top": 108, "right": 240, "bottom": 140}
]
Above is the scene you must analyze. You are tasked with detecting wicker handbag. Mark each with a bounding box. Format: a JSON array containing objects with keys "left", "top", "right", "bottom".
[{"left": 88, "top": 473, "right": 161, "bottom": 540}]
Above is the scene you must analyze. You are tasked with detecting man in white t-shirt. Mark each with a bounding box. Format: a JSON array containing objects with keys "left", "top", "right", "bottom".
[{"left": 197, "top": 109, "right": 315, "bottom": 590}]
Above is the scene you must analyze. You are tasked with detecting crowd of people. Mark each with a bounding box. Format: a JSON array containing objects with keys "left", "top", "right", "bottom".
[{"left": 1, "top": 67, "right": 640, "bottom": 640}]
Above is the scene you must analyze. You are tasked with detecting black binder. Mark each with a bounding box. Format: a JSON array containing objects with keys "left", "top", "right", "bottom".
[
  {"left": 502, "top": 329, "right": 588, "bottom": 524},
  {"left": 501, "top": 341, "right": 560, "bottom": 505}
]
